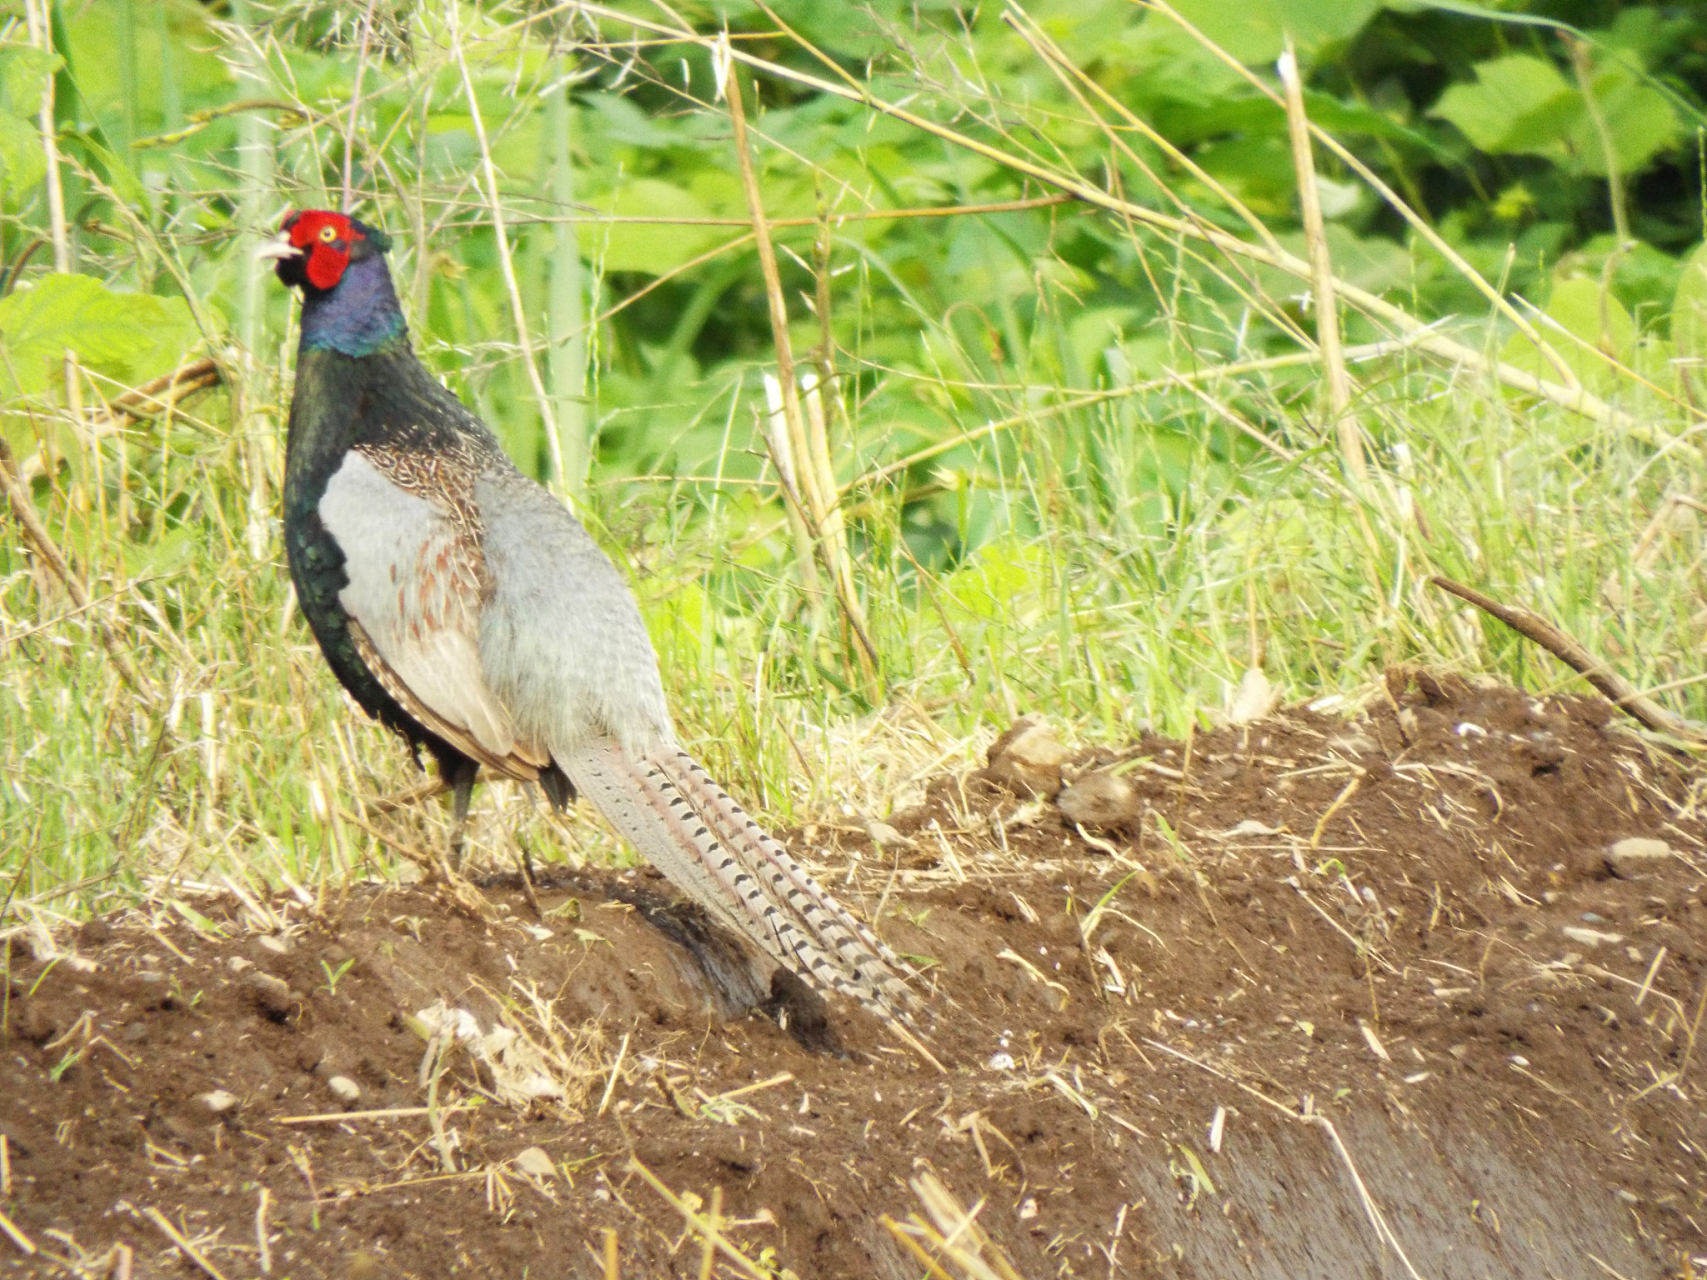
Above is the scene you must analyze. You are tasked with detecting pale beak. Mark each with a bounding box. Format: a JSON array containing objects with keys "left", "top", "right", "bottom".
[{"left": 255, "top": 233, "right": 301, "bottom": 262}]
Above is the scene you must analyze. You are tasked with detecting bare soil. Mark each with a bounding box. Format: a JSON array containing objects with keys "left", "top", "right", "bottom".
[{"left": 4, "top": 675, "right": 1706, "bottom": 1279}]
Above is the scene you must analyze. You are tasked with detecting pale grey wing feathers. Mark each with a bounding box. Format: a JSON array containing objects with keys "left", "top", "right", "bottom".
[
  {"left": 319, "top": 450, "right": 535, "bottom": 764},
  {"left": 474, "top": 471, "right": 674, "bottom": 760},
  {"left": 346, "top": 619, "right": 539, "bottom": 782}
]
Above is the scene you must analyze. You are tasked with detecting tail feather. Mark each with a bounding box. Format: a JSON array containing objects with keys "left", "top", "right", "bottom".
[
  {"left": 656, "top": 749, "right": 921, "bottom": 1014},
  {"left": 558, "top": 736, "right": 921, "bottom": 1032},
  {"left": 558, "top": 738, "right": 747, "bottom": 939}
]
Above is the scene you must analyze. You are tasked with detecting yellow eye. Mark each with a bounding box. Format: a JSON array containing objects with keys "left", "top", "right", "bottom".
[{"left": 318, "top": 225, "right": 338, "bottom": 243}]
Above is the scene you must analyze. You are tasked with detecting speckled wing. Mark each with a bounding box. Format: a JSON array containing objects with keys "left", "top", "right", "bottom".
[{"left": 317, "top": 445, "right": 548, "bottom": 782}]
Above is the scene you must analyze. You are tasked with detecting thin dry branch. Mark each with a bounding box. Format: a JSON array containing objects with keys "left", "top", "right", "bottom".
[{"left": 1429, "top": 575, "right": 1705, "bottom": 744}]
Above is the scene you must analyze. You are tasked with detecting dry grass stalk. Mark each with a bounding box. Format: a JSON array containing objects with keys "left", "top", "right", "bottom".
[
  {"left": 1276, "top": 42, "right": 1363, "bottom": 486},
  {"left": 446, "top": 3, "right": 566, "bottom": 492},
  {"left": 1144, "top": 0, "right": 1582, "bottom": 392},
  {"left": 881, "top": 1171, "right": 1027, "bottom": 1280},
  {"left": 1429, "top": 576, "right": 1706, "bottom": 744},
  {"left": 143, "top": 1206, "right": 232, "bottom": 1280},
  {"left": 0, "top": 1206, "right": 36, "bottom": 1256},
  {"left": 20, "top": 0, "right": 66, "bottom": 272},
  {"left": 0, "top": 438, "right": 156, "bottom": 705},
  {"left": 1142, "top": 1037, "right": 1427, "bottom": 1280},
  {"left": 719, "top": 41, "right": 878, "bottom": 687},
  {"left": 762, "top": 373, "right": 825, "bottom": 596},
  {"left": 626, "top": 1157, "right": 775, "bottom": 1280},
  {"left": 254, "top": 1186, "right": 272, "bottom": 1275}
]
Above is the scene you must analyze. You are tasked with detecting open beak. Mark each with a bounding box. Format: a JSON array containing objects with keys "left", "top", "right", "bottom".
[{"left": 255, "top": 233, "right": 301, "bottom": 263}]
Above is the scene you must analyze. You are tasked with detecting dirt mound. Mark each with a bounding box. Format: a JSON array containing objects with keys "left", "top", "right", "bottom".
[{"left": 4, "top": 678, "right": 1704, "bottom": 1278}]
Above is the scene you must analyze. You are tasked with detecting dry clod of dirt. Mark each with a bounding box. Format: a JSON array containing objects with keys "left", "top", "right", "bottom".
[
  {"left": 983, "top": 714, "right": 1070, "bottom": 797},
  {"left": 1056, "top": 769, "right": 1141, "bottom": 830},
  {"left": 4, "top": 678, "right": 1705, "bottom": 1280},
  {"left": 243, "top": 968, "right": 297, "bottom": 1019}
]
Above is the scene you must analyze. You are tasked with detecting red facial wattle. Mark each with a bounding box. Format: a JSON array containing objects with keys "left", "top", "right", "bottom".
[{"left": 280, "top": 209, "right": 365, "bottom": 291}]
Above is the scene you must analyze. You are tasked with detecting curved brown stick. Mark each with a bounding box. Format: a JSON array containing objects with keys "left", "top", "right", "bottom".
[{"left": 1429, "top": 575, "right": 1705, "bottom": 745}]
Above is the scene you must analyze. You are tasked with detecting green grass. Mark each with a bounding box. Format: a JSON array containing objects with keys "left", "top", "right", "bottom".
[
  {"left": 2, "top": 1, "right": 1705, "bottom": 920},
  {"left": 4, "top": 351, "right": 1702, "bottom": 916}
]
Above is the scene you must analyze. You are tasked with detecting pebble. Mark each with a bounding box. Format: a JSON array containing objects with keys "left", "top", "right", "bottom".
[
  {"left": 1606, "top": 838, "right": 1673, "bottom": 878},
  {"left": 326, "top": 1075, "right": 361, "bottom": 1104},
  {"left": 256, "top": 934, "right": 292, "bottom": 955},
  {"left": 513, "top": 1146, "right": 556, "bottom": 1180},
  {"left": 199, "top": 1090, "right": 238, "bottom": 1114},
  {"left": 1562, "top": 925, "right": 1623, "bottom": 948}
]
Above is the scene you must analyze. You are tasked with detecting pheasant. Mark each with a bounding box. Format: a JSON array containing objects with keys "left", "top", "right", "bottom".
[{"left": 261, "top": 209, "right": 925, "bottom": 1045}]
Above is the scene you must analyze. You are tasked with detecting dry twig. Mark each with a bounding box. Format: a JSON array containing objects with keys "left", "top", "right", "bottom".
[{"left": 1430, "top": 576, "right": 1705, "bottom": 744}]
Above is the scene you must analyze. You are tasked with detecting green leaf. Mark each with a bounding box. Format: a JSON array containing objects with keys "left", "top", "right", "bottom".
[
  {"left": 1670, "top": 242, "right": 1707, "bottom": 367},
  {"left": 0, "top": 44, "right": 60, "bottom": 118},
  {"left": 583, "top": 179, "right": 725, "bottom": 276},
  {"left": 0, "top": 110, "right": 44, "bottom": 190},
  {"left": 1567, "top": 57, "right": 1680, "bottom": 177},
  {"left": 1431, "top": 54, "right": 1579, "bottom": 158},
  {"left": 1164, "top": 0, "right": 1381, "bottom": 64},
  {"left": 0, "top": 274, "right": 200, "bottom": 400},
  {"left": 1500, "top": 277, "right": 1636, "bottom": 395}
]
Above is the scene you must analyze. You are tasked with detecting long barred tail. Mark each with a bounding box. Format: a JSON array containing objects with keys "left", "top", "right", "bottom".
[{"left": 559, "top": 737, "right": 930, "bottom": 1053}]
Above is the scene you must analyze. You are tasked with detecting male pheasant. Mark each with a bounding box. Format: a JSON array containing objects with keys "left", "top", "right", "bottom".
[{"left": 262, "top": 210, "right": 921, "bottom": 1040}]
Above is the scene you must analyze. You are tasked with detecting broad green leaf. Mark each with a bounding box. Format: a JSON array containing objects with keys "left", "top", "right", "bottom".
[
  {"left": 1165, "top": 0, "right": 1380, "bottom": 64},
  {"left": 0, "top": 274, "right": 200, "bottom": 400},
  {"left": 0, "top": 44, "right": 58, "bottom": 117},
  {"left": 1500, "top": 276, "right": 1635, "bottom": 394},
  {"left": 0, "top": 110, "right": 44, "bottom": 190},
  {"left": 583, "top": 179, "right": 727, "bottom": 276},
  {"left": 1670, "top": 242, "right": 1707, "bottom": 367},
  {"left": 942, "top": 538, "right": 1051, "bottom": 627},
  {"left": 1566, "top": 58, "right": 1680, "bottom": 176},
  {"left": 1431, "top": 55, "right": 1578, "bottom": 157}
]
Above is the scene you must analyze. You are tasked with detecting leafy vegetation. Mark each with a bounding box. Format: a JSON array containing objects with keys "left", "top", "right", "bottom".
[{"left": 2, "top": 0, "right": 1706, "bottom": 907}]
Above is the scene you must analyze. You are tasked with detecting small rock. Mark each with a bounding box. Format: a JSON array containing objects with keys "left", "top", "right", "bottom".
[
  {"left": 244, "top": 971, "right": 297, "bottom": 1018},
  {"left": 256, "top": 934, "right": 292, "bottom": 956},
  {"left": 326, "top": 1075, "right": 362, "bottom": 1104},
  {"left": 1056, "top": 771, "right": 1140, "bottom": 830},
  {"left": 1607, "top": 838, "right": 1673, "bottom": 878},
  {"left": 227, "top": 956, "right": 252, "bottom": 973},
  {"left": 513, "top": 1146, "right": 556, "bottom": 1180},
  {"left": 1562, "top": 925, "right": 1623, "bottom": 948},
  {"left": 199, "top": 1089, "right": 239, "bottom": 1114},
  {"left": 984, "top": 716, "right": 1070, "bottom": 798}
]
